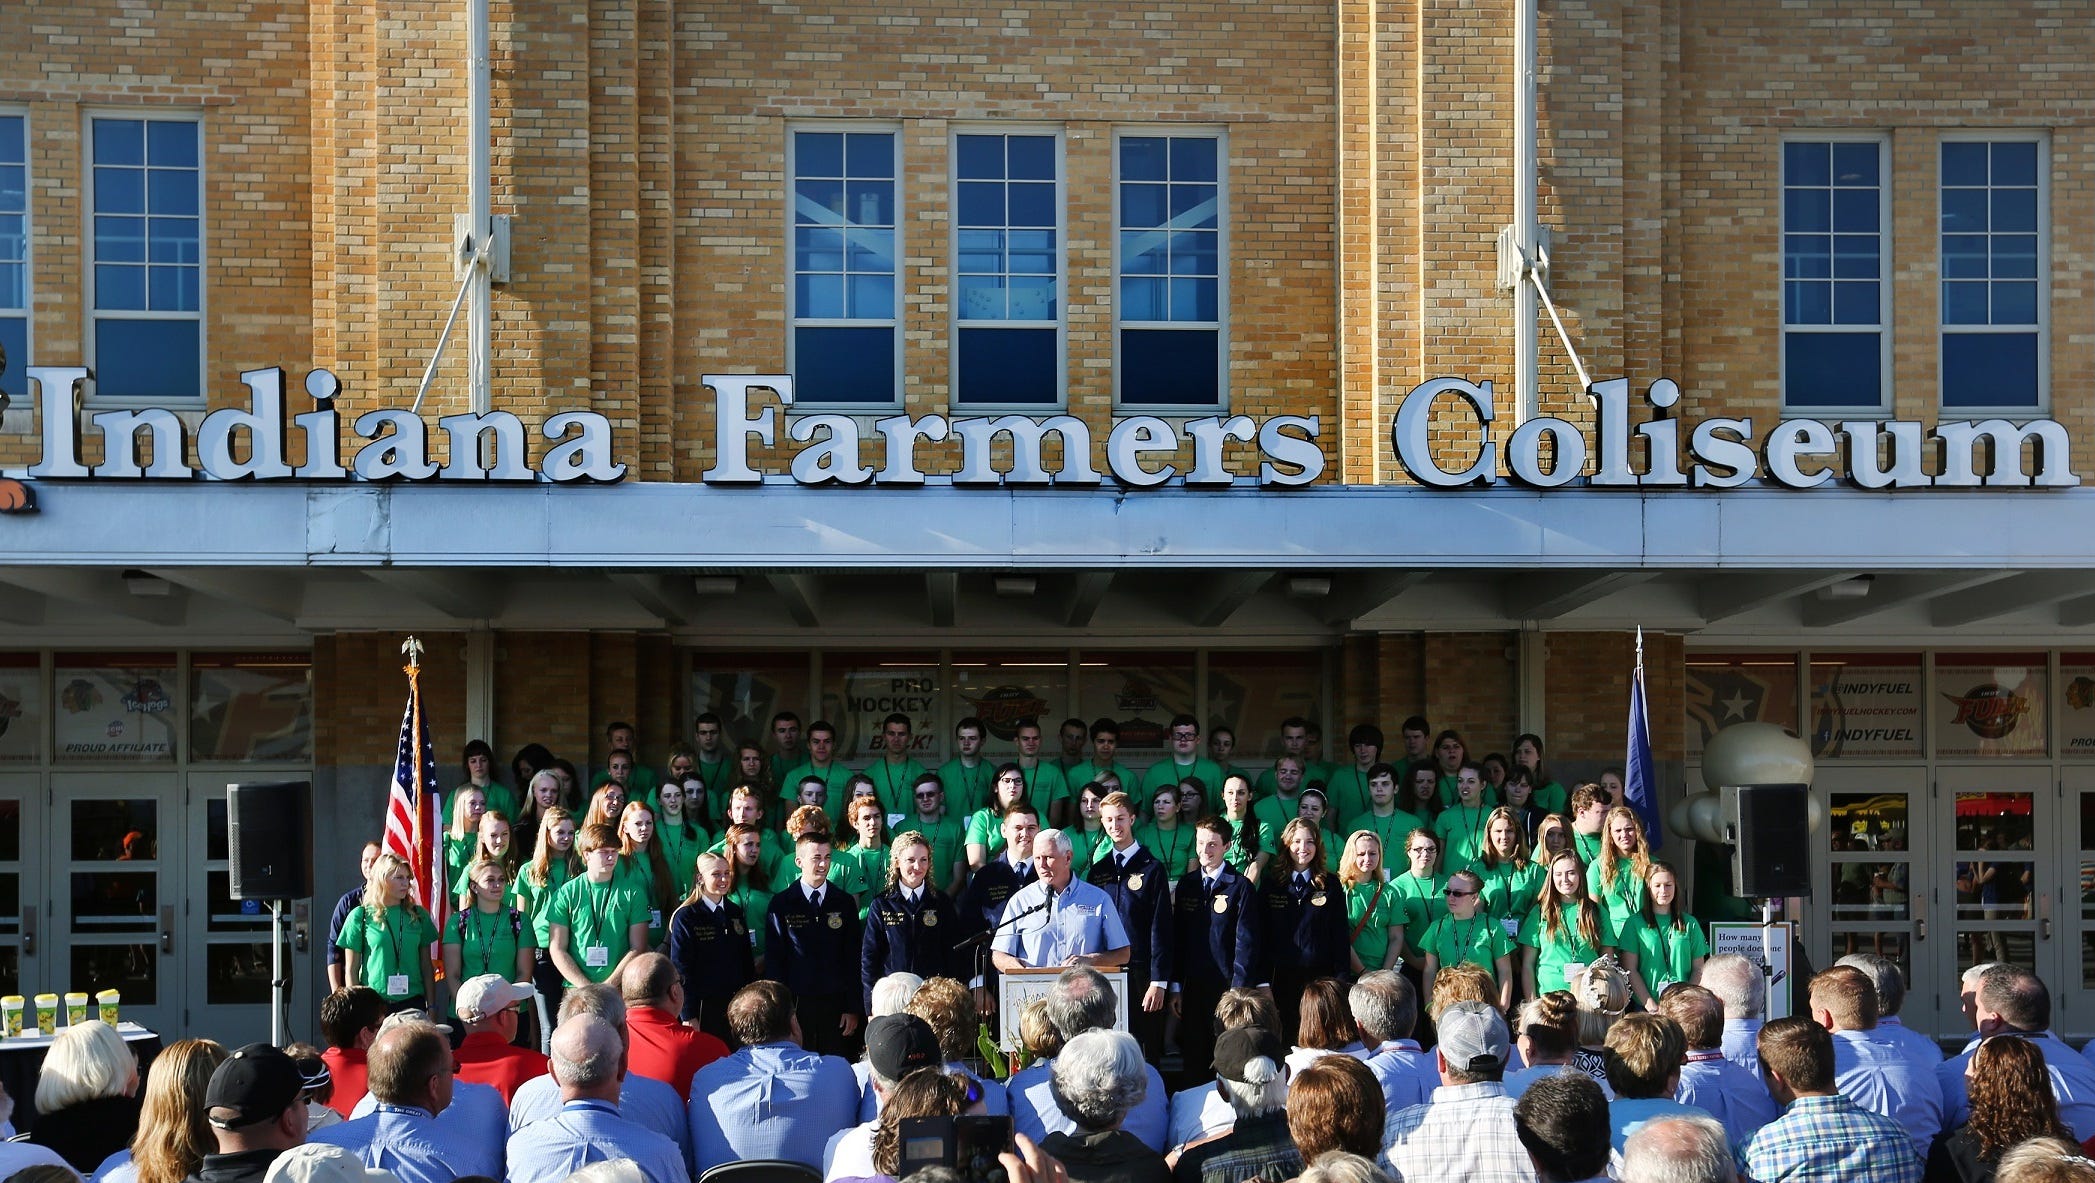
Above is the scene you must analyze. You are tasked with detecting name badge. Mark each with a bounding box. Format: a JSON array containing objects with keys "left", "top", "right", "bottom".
[
  {"left": 1500, "top": 918, "right": 1521, "bottom": 939},
  {"left": 887, "top": 812, "right": 908, "bottom": 829},
  {"left": 827, "top": 913, "right": 843, "bottom": 929},
  {"left": 922, "top": 911, "right": 939, "bottom": 927},
  {"left": 651, "top": 909, "right": 663, "bottom": 928},
  {"left": 585, "top": 945, "right": 610, "bottom": 968},
  {"left": 386, "top": 974, "right": 410, "bottom": 997}
]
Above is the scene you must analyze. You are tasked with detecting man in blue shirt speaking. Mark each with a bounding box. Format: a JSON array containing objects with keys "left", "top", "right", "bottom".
[{"left": 991, "top": 830, "right": 1131, "bottom": 972}]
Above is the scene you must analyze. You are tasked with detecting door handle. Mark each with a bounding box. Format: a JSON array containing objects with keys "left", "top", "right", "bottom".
[
  {"left": 158, "top": 904, "right": 174, "bottom": 953},
  {"left": 1915, "top": 918, "right": 1926, "bottom": 942},
  {"left": 2041, "top": 916, "right": 2053, "bottom": 941},
  {"left": 20, "top": 905, "right": 33, "bottom": 956}
]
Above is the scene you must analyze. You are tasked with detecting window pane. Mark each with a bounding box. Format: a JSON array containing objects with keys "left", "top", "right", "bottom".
[
  {"left": 146, "top": 121, "right": 198, "bottom": 168},
  {"left": 1832, "top": 235, "right": 1878, "bottom": 279},
  {"left": 1169, "top": 138, "right": 1218, "bottom": 182},
  {"left": 1686, "top": 653, "right": 1800, "bottom": 756},
  {"left": 1784, "top": 141, "right": 1829, "bottom": 186},
  {"left": 1992, "top": 188, "right": 2037, "bottom": 234},
  {"left": 957, "top": 181, "right": 1003, "bottom": 226},
  {"left": 1832, "top": 141, "right": 1879, "bottom": 185},
  {"left": 1943, "top": 333, "right": 2039, "bottom": 409},
  {"left": 95, "top": 264, "right": 146, "bottom": 310},
  {"left": 0, "top": 266, "right": 19, "bottom": 311},
  {"left": 843, "top": 133, "right": 892, "bottom": 179},
  {"left": 1832, "top": 187, "right": 1878, "bottom": 233},
  {"left": 1121, "top": 183, "right": 1167, "bottom": 228},
  {"left": 93, "top": 318, "right": 201, "bottom": 400},
  {"left": 795, "top": 224, "right": 845, "bottom": 272},
  {"left": 1784, "top": 234, "right": 1831, "bottom": 279},
  {"left": 956, "top": 134, "right": 1003, "bottom": 181},
  {"left": 1120, "top": 137, "right": 1167, "bottom": 182},
  {"left": 842, "top": 181, "right": 893, "bottom": 227},
  {"left": 147, "top": 169, "right": 198, "bottom": 217},
  {"left": 1993, "top": 141, "right": 2039, "bottom": 186},
  {"left": 0, "top": 117, "right": 20, "bottom": 162},
  {"left": 94, "top": 168, "right": 144, "bottom": 214},
  {"left": 1995, "top": 235, "right": 2038, "bottom": 280},
  {"left": 1941, "top": 188, "right": 1988, "bottom": 233},
  {"left": 1832, "top": 281, "right": 1879, "bottom": 326},
  {"left": 795, "top": 132, "right": 843, "bottom": 177},
  {"left": 148, "top": 264, "right": 200, "bottom": 312},
  {"left": 1008, "top": 182, "right": 1054, "bottom": 228},
  {"left": 1942, "top": 234, "right": 1988, "bottom": 279},
  {"left": 1941, "top": 141, "right": 1989, "bottom": 186},
  {"left": 1942, "top": 281, "right": 1988, "bottom": 326},
  {"left": 793, "top": 179, "right": 844, "bottom": 223},
  {"left": 1121, "top": 328, "right": 1219, "bottom": 407},
  {"left": 1121, "top": 276, "right": 1165, "bottom": 321},
  {"left": 0, "top": 316, "right": 25, "bottom": 403},
  {"left": 793, "top": 324, "right": 894, "bottom": 405},
  {"left": 796, "top": 272, "right": 844, "bottom": 319},
  {"left": 1995, "top": 282, "right": 2037, "bottom": 326},
  {"left": 1785, "top": 280, "right": 1830, "bottom": 325},
  {"left": 1008, "top": 136, "right": 1055, "bottom": 181},
  {"left": 0, "top": 165, "right": 25, "bottom": 215},
  {"left": 847, "top": 272, "right": 893, "bottom": 320},
  {"left": 191, "top": 653, "right": 314, "bottom": 761},
  {"left": 0, "top": 654, "right": 40, "bottom": 762},
  {"left": 1784, "top": 188, "right": 1830, "bottom": 233},
  {"left": 55, "top": 659, "right": 178, "bottom": 761},
  {"left": 957, "top": 327, "right": 1057, "bottom": 406},
  {"left": 94, "top": 120, "right": 144, "bottom": 167},
  {"left": 1785, "top": 331, "right": 1881, "bottom": 409}
]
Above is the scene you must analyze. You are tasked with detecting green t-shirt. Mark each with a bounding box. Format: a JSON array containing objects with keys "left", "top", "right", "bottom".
[
  {"left": 831, "top": 845, "right": 889, "bottom": 918},
  {"left": 444, "top": 902, "right": 536, "bottom": 991},
  {"left": 1532, "top": 780, "right": 1569, "bottom": 816},
  {"left": 1476, "top": 859, "right": 1546, "bottom": 922},
  {"left": 1323, "top": 766, "right": 1376, "bottom": 825},
  {"left": 1341, "top": 809, "right": 1430, "bottom": 864},
  {"left": 1220, "top": 817, "right": 1262, "bottom": 873},
  {"left": 1620, "top": 912, "right": 1710, "bottom": 997},
  {"left": 514, "top": 861, "right": 577, "bottom": 946},
  {"left": 1421, "top": 912, "right": 1516, "bottom": 984},
  {"left": 1065, "top": 761, "right": 1136, "bottom": 796},
  {"left": 1252, "top": 794, "right": 1303, "bottom": 851},
  {"left": 728, "top": 883, "right": 776, "bottom": 957},
  {"left": 443, "top": 833, "right": 481, "bottom": 895},
  {"left": 1136, "top": 821, "right": 1196, "bottom": 880},
  {"left": 1518, "top": 906, "right": 1614, "bottom": 994},
  {"left": 656, "top": 820, "right": 709, "bottom": 900},
  {"left": 1016, "top": 762, "right": 1070, "bottom": 819},
  {"left": 938, "top": 759, "right": 996, "bottom": 817},
  {"left": 614, "top": 856, "right": 673, "bottom": 945},
  {"left": 336, "top": 904, "right": 439, "bottom": 1001},
  {"left": 1346, "top": 879, "right": 1404, "bottom": 972},
  {"left": 1388, "top": 871, "right": 1448, "bottom": 954},
  {"left": 1586, "top": 860, "right": 1650, "bottom": 933},
  {"left": 1138, "top": 757, "right": 1226, "bottom": 798},
  {"left": 965, "top": 809, "right": 1010, "bottom": 860},
  {"left": 894, "top": 813, "right": 966, "bottom": 887},
  {"left": 865, "top": 758, "right": 931, "bottom": 819},
  {"left": 1434, "top": 801, "right": 1495, "bottom": 870},
  {"left": 547, "top": 875, "right": 651, "bottom": 983}
]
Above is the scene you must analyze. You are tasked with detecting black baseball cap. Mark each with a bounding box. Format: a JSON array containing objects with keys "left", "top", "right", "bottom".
[
  {"left": 205, "top": 1043, "right": 304, "bottom": 1129},
  {"left": 1212, "top": 1025, "right": 1286, "bottom": 1084},
  {"left": 866, "top": 1013, "right": 940, "bottom": 1081}
]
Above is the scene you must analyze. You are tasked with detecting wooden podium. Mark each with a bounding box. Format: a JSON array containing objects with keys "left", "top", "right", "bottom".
[{"left": 996, "top": 967, "right": 1129, "bottom": 1049}]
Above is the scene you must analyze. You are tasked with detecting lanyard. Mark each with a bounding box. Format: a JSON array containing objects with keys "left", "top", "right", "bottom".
[
  {"left": 1652, "top": 914, "right": 1676, "bottom": 969},
  {"left": 586, "top": 881, "right": 613, "bottom": 938},
  {"left": 385, "top": 907, "right": 415, "bottom": 979},
  {"left": 469, "top": 905, "right": 502, "bottom": 976},
  {"left": 1448, "top": 913, "right": 1481, "bottom": 958}
]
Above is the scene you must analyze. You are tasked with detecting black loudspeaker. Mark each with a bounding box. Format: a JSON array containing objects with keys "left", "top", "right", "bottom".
[
  {"left": 228, "top": 781, "right": 314, "bottom": 900},
  {"left": 1729, "top": 782, "right": 1812, "bottom": 899}
]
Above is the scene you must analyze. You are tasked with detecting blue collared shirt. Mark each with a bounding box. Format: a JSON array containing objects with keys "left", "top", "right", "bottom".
[
  {"left": 1944, "top": 1030, "right": 2095, "bottom": 1141},
  {"left": 1009, "top": 1056, "right": 1167, "bottom": 1152},
  {"left": 856, "top": 1061, "right": 1009, "bottom": 1122},
  {"left": 1721, "top": 1017, "right": 1763, "bottom": 1077},
  {"left": 349, "top": 1079, "right": 507, "bottom": 1169},
  {"left": 689, "top": 1041, "right": 861, "bottom": 1172},
  {"left": 1833, "top": 1028, "right": 1944, "bottom": 1159},
  {"left": 506, "top": 1098, "right": 689, "bottom": 1183},
  {"left": 1359, "top": 1040, "right": 1441, "bottom": 1118},
  {"left": 308, "top": 1102, "right": 503, "bottom": 1183},
  {"left": 1609, "top": 1097, "right": 1712, "bottom": 1153},
  {"left": 1875, "top": 1017, "right": 1945, "bottom": 1066},
  {"left": 991, "top": 877, "right": 1130, "bottom": 967},
  {"left": 1741, "top": 1093, "right": 1920, "bottom": 1183},
  {"left": 512, "top": 1071, "right": 691, "bottom": 1168},
  {"left": 1675, "top": 1050, "right": 1779, "bottom": 1148}
]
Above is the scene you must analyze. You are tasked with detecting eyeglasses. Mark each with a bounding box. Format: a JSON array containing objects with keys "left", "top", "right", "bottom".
[{"left": 1445, "top": 887, "right": 1477, "bottom": 898}]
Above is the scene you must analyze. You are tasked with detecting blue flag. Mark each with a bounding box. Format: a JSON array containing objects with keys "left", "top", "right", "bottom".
[{"left": 1626, "top": 648, "right": 1662, "bottom": 850}]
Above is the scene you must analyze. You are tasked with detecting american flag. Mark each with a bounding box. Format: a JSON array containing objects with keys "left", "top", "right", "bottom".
[{"left": 382, "top": 650, "right": 445, "bottom": 965}]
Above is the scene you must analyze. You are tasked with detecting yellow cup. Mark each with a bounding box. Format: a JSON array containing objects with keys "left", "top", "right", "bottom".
[
  {"left": 96, "top": 990, "right": 120, "bottom": 1027},
  {"left": 32, "top": 993, "right": 57, "bottom": 1037},
  {"left": 0, "top": 996, "right": 22, "bottom": 1038},
  {"left": 63, "top": 993, "right": 88, "bottom": 1026}
]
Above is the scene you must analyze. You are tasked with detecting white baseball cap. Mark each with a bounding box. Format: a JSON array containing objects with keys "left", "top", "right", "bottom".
[
  {"left": 453, "top": 975, "right": 534, "bottom": 1022},
  {"left": 264, "top": 1144, "right": 401, "bottom": 1183}
]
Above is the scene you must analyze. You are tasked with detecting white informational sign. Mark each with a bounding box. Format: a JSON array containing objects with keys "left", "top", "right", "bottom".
[
  {"left": 997, "top": 968, "right": 1128, "bottom": 1050},
  {"left": 1709, "top": 921, "right": 1795, "bottom": 1021}
]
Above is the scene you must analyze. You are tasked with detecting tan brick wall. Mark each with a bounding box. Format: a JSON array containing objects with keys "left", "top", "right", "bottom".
[
  {"left": 314, "top": 631, "right": 469, "bottom": 767},
  {"left": 1543, "top": 629, "right": 1684, "bottom": 762}
]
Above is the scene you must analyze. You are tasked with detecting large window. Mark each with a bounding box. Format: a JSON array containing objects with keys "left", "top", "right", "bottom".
[
  {"left": 1941, "top": 137, "right": 2044, "bottom": 410},
  {"left": 89, "top": 116, "right": 203, "bottom": 401},
  {"left": 1781, "top": 138, "right": 1888, "bottom": 412},
  {"left": 1116, "top": 133, "right": 1224, "bottom": 409},
  {"left": 953, "top": 132, "right": 1061, "bottom": 407},
  {"left": 789, "top": 128, "right": 899, "bottom": 407},
  {"left": 0, "top": 113, "right": 26, "bottom": 405}
]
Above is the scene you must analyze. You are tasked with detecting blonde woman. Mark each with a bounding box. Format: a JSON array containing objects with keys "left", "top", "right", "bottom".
[
  {"left": 442, "top": 785, "right": 488, "bottom": 896},
  {"left": 335, "top": 851, "right": 438, "bottom": 1007},
  {"left": 515, "top": 805, "right": 580, "bottom": 1004},
  {"left": 1519, "top": 851, "right": 1616, "bottom": 998},
  {"left": 1339, "top": 830, "right": 1402, "bottom": 975},
  {"left": 98, "top": 1039, "right": 226, "bottom": 1183},
  {"left": 860, "top": 830, "right": 964, "bottom": 1011},
  {"left": 1588, "top": 805, "right": 1655, "bottom": 934},
  {"left": 449, "top": 809, "right": 517, "bottom": 904},
  {"left": 30, "top": 1020, "right": 144, "bottom": 1173},
  {"left": 1475, "top": 806, "right": 1545, "bottom": 934},
  {"left": 666, "top": 851, "right": 756, "bottom": 1042},
  {"left": 1568, "top": 955, "right": 1632, "bottom": 1084}
]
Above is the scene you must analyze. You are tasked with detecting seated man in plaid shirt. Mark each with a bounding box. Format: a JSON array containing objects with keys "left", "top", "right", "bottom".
[{"left": 1741, "top": 1016, "right": 1921, "bottom": 1183}]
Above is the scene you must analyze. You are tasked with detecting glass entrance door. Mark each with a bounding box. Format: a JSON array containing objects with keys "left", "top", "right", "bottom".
[
  {"left": 1939, "top": 768, "right": 2055, "bottom": 1023},
  {"left": 0, "top": 774, "right": 42, "bottom": 1009},
  {"left": 49, "top": 774, "right": 180, "bottom": 1036},
  {"left": 1815, "top": 767, "right": 1936, "bottom": 1030}
]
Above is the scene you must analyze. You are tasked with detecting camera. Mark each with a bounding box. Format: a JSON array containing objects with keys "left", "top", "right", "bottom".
[{"left": 897, "top": 1115, "right": 1012, "bottom": 1183}]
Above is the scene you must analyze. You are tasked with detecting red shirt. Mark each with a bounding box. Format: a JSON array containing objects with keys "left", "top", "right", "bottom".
[
  {"left": 624, "top": 1004, "right": 728, "bottom": 1100},
  {"left": 453, "top": 1029, "right": 551, "bottom": 1102},
  {"left": 320, "top": 1047, "right": 369, "bottom": 1117}
]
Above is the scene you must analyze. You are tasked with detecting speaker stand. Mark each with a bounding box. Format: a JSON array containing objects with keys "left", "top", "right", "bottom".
[{"left": 269, "top": 901, "right": 288, "bottom": 1047}]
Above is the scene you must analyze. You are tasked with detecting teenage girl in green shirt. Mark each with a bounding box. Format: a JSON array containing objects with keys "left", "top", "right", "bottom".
[
  {"left": 1294, "top": 789, "right": 1345, "bottom": 873},
  {"left": 1587, "top": 805, "right": 1654, "bottom": 935},
  {"left": 1474, "top": 807, "right": 1546, "bottom": 935},
  {"left": 616, "top": 801, "right": 678, "bottom": 946},
  {"left": 450, "top": 809, "right": 519, "bottom": 904},
  {"left": 722, "top": 822, "right": 777, "bottom": 960},
  {"left": 336, "top": 852, "right": 439, "bottom": 1007},
  {"left": 1618, "top": 861, "right": 1708, "bottom": 1007},
  {"left": 1512, "top": 733, "right": 1570, "bottom": 816},
  {"left": 653, "top": 780, "right": 708, "bottom": 901},
  {"left": 1136, "top": 784, "right": 1195, "bottom": 880},
  {"left": 965, "top": 765, "right": 1028, "bottom": 869},
  {"left": 443, "top": 857, "right": 534, "bottom": 1005},
  {"left": 833, "top": 797, "right": 891, "bottom": 918},
  {"left": 1069, "top": 780, "right": 1109, "bottom": 876},
  {"left": 1519, "top": 850, "right": 1617, "bottom": 998},
  {"left": 1218, "top": 776, "right": 1268, "bottom": 883},
  {"left": 1389, "top": 827, "right": 1449, "bottom": 968},
  {"left": 1339, "top": 830, "right": 1403, "bottom": 975},
  {"left": 443, "top": 786, "right": 488, "bottom": 899},
  {"left": 514, "top": 805, "right": 580, "bottom": 1003},
  {"left": 1420, "top": 868, "right": 1515, "bottom": 1011}
]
